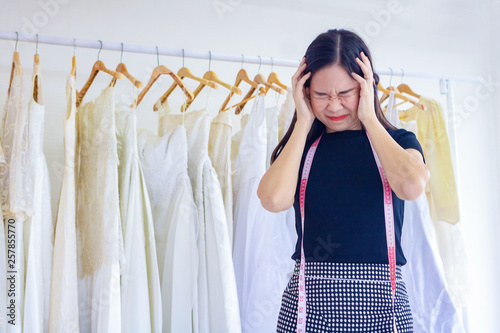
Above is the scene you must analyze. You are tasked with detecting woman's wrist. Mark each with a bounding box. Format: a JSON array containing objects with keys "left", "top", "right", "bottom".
[{"left": 294, "top": 118, "right": 313, "bottom": 135}]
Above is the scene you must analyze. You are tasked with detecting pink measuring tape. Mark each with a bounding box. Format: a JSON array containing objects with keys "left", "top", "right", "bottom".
[{"left": 297, "top": 131, "right": 398, "bottom": 332}]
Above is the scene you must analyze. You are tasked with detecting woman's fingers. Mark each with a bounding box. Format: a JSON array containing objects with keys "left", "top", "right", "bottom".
[{"left": 292, "top": 58, "right": 307, "bottom": 87}]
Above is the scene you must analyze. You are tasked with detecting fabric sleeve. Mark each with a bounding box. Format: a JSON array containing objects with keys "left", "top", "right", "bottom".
[{"left": 390, "top": 128, "right": 425, "bottom": 162}]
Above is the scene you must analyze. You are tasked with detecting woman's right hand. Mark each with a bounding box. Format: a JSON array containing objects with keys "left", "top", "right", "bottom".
[{"left": 292, "top": 57, "right": 316, "bottom": 129}]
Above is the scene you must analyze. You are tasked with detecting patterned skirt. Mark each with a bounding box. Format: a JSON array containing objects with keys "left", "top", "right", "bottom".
[{"left": 277, "top": 260, "right": 413, "bottom": 332}]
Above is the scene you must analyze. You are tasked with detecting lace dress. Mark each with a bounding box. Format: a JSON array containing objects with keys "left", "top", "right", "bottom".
[
  {"left": 1, "top": 62, "right": 30, "bottom": 333},
  {"left": 76, "top": 86, "right": 122, "bottom": 333},
  {"left": 116, "top": 102, "right": 162, "bottom": 332},
  {"left": 49, "top": 75, "right": 80, "bottom": 332},
  {"left": 23, "top": 63, "right": 54, "bottom": 333}
]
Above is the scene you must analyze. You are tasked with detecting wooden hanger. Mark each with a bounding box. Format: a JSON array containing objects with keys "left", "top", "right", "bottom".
[
  {"left": 8, "top": 51, "right": 23, "bottom": 96},
  {"left": 377, "top": 82, "right": 424, "bottom": 110},
  {"left": 8, "top": 31, "right": 23, "bottom": 96},
  {"left": 153, "top": 67, "right": 217, "bottom": 111},
  {"left": 71, "top": 56, "right": 77, "bottom": 77},
  {"left": 76, "top": 60, "right": 124, "bottom": 107},
  {"left": 397, "top": 83, "right": 420, "bottom": 99},
  {"left": 234, "top": 74, "right": 282, "bottom": 114},
  {"left": 33, "top": 54, "right": 41, "bottom": 103},
  {"left": 219, "top": 68, "right": 259, "bottom": 112},
  {"left": 183, "top": 70, "right": 241, "bottom": 112},
  {"left": 132, "top": 65, "right": 194, "bottom": 109},
  {"left": 110, "top": 63, "right": 143, "bottom": 89},
  {"left": 267, "top": 72, "right": 287, "bottom": 91}
]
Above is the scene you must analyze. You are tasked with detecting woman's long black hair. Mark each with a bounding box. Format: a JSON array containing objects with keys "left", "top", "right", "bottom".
[{"left": 270, "top": 29, "right": 396, "bottom": 164}]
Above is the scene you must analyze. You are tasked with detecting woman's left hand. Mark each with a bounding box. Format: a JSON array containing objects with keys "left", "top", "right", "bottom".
[{"left": 351, "top": 52, "right": 377, "bottom": 125}]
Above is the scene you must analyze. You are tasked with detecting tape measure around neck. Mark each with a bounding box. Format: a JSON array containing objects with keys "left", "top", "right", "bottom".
[{"left": 296, "top": 131, "right": 397, "bottom": 332}]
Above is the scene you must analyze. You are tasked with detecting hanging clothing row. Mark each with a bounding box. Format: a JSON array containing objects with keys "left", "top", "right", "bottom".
[{"left": 0, "top": 45, "right": 465, "bottom": 333}]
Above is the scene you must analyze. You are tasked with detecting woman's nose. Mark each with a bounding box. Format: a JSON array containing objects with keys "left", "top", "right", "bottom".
[{"left": 326, "top": 98, "right": 343, "bottom": 112}]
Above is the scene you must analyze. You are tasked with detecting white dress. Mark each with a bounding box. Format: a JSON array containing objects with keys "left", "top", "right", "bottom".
[
  {"left": 23, "top": 63, "right": 54, "bottom": 333},
  {"left": 137, "top": 107, "right": 198, "bottom": 333},
  {"left": 76, "top": 87, "right": 122, "bottom": 333},
  {"left": 386, "top": 92, "right": 465, "bottom": 332},
  {"left": 208, "top": 111, "right": 233, "bottom": 246},
  {"left": 1, "top": 62, "right": 30, "bottom": 333},
  {"left": 157, "top": 102, "right": 241, "bottom": 333},
  {"left": 116, "top": 103, "right": 162, "bottom": 333},
  {"left": 232, "top": 91, "right": 295, "bottom": 333},
  {"left": 48, "top": 75, "right": 80, "bottom": 332}
]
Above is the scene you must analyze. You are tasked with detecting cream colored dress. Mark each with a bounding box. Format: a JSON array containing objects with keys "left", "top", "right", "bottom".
[
  {"left": 1, "top": 61, "right": 29, "bottom": 333},
  {"left": 76, "top": 87, "right": 122, "bottom": 333}
]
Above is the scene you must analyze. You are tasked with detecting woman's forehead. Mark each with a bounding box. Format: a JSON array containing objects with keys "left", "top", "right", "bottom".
[{"left": 310, "top": 64, "right": 357, "bottom": 90}]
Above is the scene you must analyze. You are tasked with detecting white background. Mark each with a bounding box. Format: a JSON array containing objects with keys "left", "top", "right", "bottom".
[{"left": 1, "top": 0, "right": 499, "bottom": 331}]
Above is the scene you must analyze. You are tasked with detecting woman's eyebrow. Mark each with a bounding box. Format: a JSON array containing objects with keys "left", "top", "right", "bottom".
[{"left": 339, "top": 87, "right": 357, "bottom": 94}]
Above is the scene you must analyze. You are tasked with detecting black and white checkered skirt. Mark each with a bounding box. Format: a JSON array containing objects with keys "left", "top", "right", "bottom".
[{"left": 277, "top": 260, "right": 413, "bottom": 332}]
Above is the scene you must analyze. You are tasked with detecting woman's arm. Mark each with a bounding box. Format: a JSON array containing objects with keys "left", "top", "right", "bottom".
[
  {"left": 352, "top": 51, "right": 429, "bottom": 200},
  {"left": 257, "top": 121, "right": 311, "bottom": 212},
  {"left": 363, "top": 118, "right": 430, "bottom": 200},
  {"left": 257, "top": 58, "right": 315, "bottom": 212}
]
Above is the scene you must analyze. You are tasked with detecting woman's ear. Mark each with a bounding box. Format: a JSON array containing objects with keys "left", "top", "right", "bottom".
[{"left": 305, "top": 87, "right": 310, "bottom": 98}]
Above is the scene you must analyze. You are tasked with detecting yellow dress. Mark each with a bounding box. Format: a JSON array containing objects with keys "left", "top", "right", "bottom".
[{"left": 397, "top": 96, "right": 460, "bottom": 224}]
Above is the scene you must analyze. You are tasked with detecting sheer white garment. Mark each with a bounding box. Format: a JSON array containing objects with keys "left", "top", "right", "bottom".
[
  {"left": 277, "top": 87, "right": 294, "bottom": 141},
  {"left": 265, "top": 106, "right": 279, "bottom": 170},
  {"left": 137, "top": 110, "right": 198, "bottom": 333},
  {"left": 1, "top": 64, "right": 28, "bottom": 333},
  {"left": 76, "top": 87, "right": 121, "bottom": 333},
  {"left": 232, "top": 92, "right": 295, "bottom": 333},
  {"left": 157, "top": 102, "right": 241, "bottom": 333},
  {"left": 208, "top": 111, "right": 233, "bottom": 246},
  {"left": 116, "top": 103, "right": 162, "bottom": 333},
  {"left": 48, "top": 75, "right": 80, "bottom": 332},
  {"left": 386, "top": 92, "right": 464, "bottom": 332},
  {"left": 23, "top": 63, "right": 54, "bottom": 333},
  {"left": 231, "top": 114, "right": 249, "bottom": 202}
]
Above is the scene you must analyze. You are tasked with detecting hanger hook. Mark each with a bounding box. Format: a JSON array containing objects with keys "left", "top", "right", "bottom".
[
  {"left": 120, "top": 43, "right": 124, "bottom": 63},
  {"left": 182, "top": 49, "right": 185, "bottom": 68},
  {"left": 97, "top": 40, "right": 103, "bottom": 61},
  {"left": 258, "top": 56, "right": 262, "bottom": 74},
  {"left": 15, "top": 31, "right": 19, "bottom": 52},
  {"left": 241, "top": 54, "right": 244, "bottom": 69},
  {"left": 400, "top": 68, "right": 404, "bottom": 85},
  {"left": 209, "top": 51, "right": 212, "bottom": 71},
  {"left": 35, "top": 33, "right": 38, "bottom": 54},
  {"left": 389, "top": 67, "right": 393, "bottom": 86},
  {"left": 156, "top": 46, "right": 159, "bottom": 66},
  {"left": 73, "top": 38, "right": 76, "bottom": 56},
  {"left": 271, "top": 57, "right": 274, "bottom": 73}
]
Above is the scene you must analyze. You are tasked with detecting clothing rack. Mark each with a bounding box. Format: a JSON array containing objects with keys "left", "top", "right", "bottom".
[
  {"left": 0, "top": 31, "right": 483, "bottom": 84},
  {"left": 0, "top": 30, "right": 471, "bottom": 206}
]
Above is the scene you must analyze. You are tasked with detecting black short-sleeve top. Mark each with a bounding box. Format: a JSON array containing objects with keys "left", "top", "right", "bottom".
[{"left": 291, "top": 128, "right": 424, "bottom": 265}]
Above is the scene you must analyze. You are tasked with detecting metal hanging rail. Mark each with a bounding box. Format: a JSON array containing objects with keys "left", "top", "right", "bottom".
[{"left": 0, "top": 30, "right": 484, "bottom": 84}]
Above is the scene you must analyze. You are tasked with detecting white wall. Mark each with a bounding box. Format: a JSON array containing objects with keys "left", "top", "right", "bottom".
[{"left": 1, "top": 0, "right": 499, "bottom": 331}]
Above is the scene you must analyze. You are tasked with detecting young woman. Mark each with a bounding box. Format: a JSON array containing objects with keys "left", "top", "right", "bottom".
[{"left": 257, "top": 29, "right": 429, "bottom": 332}]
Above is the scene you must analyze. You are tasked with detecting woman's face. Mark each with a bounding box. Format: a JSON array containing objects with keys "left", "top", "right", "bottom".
[{"left": 306, "top": 64, "right": 362, "bottom": 133}]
